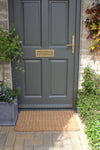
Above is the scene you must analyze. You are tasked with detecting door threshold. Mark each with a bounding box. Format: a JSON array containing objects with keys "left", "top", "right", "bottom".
[{"left": 19, "top": 104, "right": 72, "bottom": 109}]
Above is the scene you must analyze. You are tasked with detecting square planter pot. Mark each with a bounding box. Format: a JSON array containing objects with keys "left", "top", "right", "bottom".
[{"left": 0, "top": 97, "right": 18, "bottom": 125}]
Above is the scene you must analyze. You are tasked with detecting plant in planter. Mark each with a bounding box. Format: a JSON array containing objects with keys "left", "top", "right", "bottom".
[
  {"left": 0, "top": 87, "right": 19, "bottom": 104},
  {"left": 0, "top": 87, "right": 19, "bottom": 125},
  {"left": 0, "top": 25, "right": 24, "bottom": 125}
]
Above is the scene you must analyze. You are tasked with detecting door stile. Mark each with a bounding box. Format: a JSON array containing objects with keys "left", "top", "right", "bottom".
[
  {"left": 42, "top": 0, "right": 48, "bottom": 48},
  {"left": 69, "top": 0, "right": 76, "bottom": 41},
  {"left": 66, "top": 0, "right": 76, "bottom": 102},
  {"left": 41, "top": 0, "right": 49, "bottom": 102}
]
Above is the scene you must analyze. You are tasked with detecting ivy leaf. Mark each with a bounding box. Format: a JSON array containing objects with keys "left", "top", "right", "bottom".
[
  {"left": 90, "top": 23, "right": 98, "bottom": 30},
  {"left": 95, "top": 37, "right": 100, "bottom": 42},
  {"left": 90, "top": 45, "right": 95, "bottom": 50},
  {"left": 98, "top": 30, "right": 100, "bottom": 35},
  {"left": 98, "top": 22, "right": 100, "bottom": 29}
]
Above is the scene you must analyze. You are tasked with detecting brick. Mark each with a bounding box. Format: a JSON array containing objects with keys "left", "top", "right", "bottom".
[
  {"left": 24, "top": 139, "right": 34, "bottom": 145},
  {"left": 14, "top": 145, "right": 23, "bottom": 150},
  {"left": 16, "top": 133, "right": 33, "bottom": 139},
  {"left": 14, "top": 137, "right": 24, "bottom": 145},
  {"left": 34, "top": 146, "right": 53, "bottom": 150},
  {"left": 8, "top": 127, "right": 15, "bottom": 133},
  {"left": 0, "top": 127, "right": 9, "bottom": 133},
  {"left": 53, "top": 137, "right": 72, "bottom": 149},
  {"left": 14, "top": 137, "right": 24, "bottom": 150},
  {"left": 24, "top": 145, "right": 34, "bottom": 150},
  {"left": 0, "top": 12, "right": 7, "bottom": 20},
  {"left": 53, "top": 146, "right": 72, "bottom": 150},
  {"left": 4, "top": 146, "right": 13, "bottom": 150},
  {"left": 33, "top": 132, "right": 43, "bottom": 145},
  {"left": 0, "top": 146, "right": 3, "bottom": 150},
  {"left": 43, "top": 133, "right": 52, "bottom": 146},
  {"left": 52, "top": 131, "right": 71, "bottom": 144},
  {"left": 0, "top": 1, "right": 7, "bottom": 12},
  {"left": 5, "top": 133, "right": 16, "bottom": 146},
  {"left": 0, "top": 134, "right": 7, "bottom": 146}
]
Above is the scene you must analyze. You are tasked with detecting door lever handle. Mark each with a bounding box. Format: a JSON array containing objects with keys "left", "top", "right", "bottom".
[{"left": 66, "top": 35, "right": 75, "bottom": 54}]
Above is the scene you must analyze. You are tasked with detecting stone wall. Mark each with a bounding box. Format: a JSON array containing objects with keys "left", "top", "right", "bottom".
[
  {"left": 0, "top": 0, "right": 12, "bottom": 88},
  {"left": 78, "top": 0, "right": 99, "bottom": 88},
  {"left": 0, "top": 0, "right": 99, "bottom": 89}
]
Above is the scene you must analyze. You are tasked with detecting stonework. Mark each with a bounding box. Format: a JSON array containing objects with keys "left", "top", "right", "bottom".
[
  {"left": 79, "top": 0, "right": 99, "bottom": 88},
  {"left": 0, "top": 0, "right": 99, "bottom": 89},
  {"left": 0, "top": 0, "right": 12, "bottom": 88},
  {"left": 0, "top": 0, "right": 8, "bottom": 29}
]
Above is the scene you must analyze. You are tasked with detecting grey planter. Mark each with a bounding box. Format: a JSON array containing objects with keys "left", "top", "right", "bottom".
[{"left": 0, "top": 97, "right": 18, "bottom": 125}]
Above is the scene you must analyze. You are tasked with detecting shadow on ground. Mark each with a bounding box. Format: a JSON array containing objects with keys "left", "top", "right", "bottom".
[{"left": 0, "top": 110, "right": 84, "bottom": 150}]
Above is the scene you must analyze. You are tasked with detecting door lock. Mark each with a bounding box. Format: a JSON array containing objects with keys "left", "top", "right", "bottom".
[{"left": 66, "top": 35, "right": 75, "bottom": 54}]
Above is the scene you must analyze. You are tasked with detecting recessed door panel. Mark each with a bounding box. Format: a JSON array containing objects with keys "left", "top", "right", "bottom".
[
  {"left": 49, "top": 60, "right": 68, "bottom": 96},
  {"left": 24, "top": 60, "right": 42, "bottom": 96},
  {"left": 23, "top": 1, "right": 41, "bottom": 45},
  {"left": 49, "top": 0, "right": 68, "bottom": 45}
]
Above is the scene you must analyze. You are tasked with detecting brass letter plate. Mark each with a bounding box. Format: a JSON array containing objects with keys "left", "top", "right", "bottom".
[{"left": 36, "top": 49, "right": 54, "bottom": 57}]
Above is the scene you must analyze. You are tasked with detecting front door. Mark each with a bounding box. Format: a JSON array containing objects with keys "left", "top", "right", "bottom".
[{"left": 12, "top": 0, "right": 76, "bottom": 108}]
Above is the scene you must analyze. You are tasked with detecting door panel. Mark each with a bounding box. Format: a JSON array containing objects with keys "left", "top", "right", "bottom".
[
  {"left": 24, "top": 2, "right": 41, "bottom": 45},
  {"left": 48, "top": 59, "right": 68, "bottom": 96},
  {"left": 13, "top": 0, "right": 76, "bottom": 108},
  {"left": 49, "top": 0, "right": 68, "bottom": 45},
  {"left": 24, "top": 60, "right": 42, "bottom": 96}
]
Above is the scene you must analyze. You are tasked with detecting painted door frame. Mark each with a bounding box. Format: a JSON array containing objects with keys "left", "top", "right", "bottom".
[{"left": 8, "top": 0, "right": 81, "bottom": 109}]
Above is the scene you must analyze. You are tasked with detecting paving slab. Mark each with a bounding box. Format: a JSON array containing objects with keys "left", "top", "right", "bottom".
[
  {"left": 0, "top": 113, "right": 90, "bottom": 150},
  {"left": 3, "top": 146, "right": 14, "bottom": 150},
  {"left": 16, "top": 133, "right": 33, "bottom": 139},
  {"left": 0, "top": 146, "right": 3, "bottom": 150},
  {"left": 14, "top": 137, "right": 24, "bottom": 150},
  {"left": 34, "top": 145, "right": 53, "bottom": 150},
  {"left": 0, "top": 134, "right": 7, "bottom": 146},
  {"left": 43, "top": 132, "right": 52, "bottom": 146},
  {"left": 69, "top": 131, "right": 83, "bottom": 150},
  {"left": 33, "top": 132, "right": 43, "bottom": 145},
  {"left": 24, "top": 139, "right": 34, "bottom": 146},
  {"left": 24, "top": 145, "right": 34, "bottom": 150},
  {"left": 0, "top": 127, "right": 9, "bottom": 133},
  {"left": 5, "top": 132, "right": 16, "bottom": 146}
]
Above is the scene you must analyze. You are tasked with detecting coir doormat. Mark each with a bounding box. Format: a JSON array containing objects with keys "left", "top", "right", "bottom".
[{"left": 15, "top": 110, "right": 80, "bottom": 131}]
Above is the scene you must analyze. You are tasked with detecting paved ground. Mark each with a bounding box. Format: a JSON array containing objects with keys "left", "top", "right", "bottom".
[{"left": 0, "top": 114, "right": 91, "bottom": 150}]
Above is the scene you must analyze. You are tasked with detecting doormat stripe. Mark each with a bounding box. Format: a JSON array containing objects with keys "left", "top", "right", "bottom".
[{"left": 15, "top": 110, "right": 80, "bottom": 131}]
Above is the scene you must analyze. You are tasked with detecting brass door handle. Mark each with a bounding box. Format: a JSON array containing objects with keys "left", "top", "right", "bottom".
[{"left": 66, "top": 35, "right": 75, "bottom": 54}]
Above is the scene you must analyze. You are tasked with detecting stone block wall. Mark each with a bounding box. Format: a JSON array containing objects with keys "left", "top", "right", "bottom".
[
  {"left": 78, "top": 0, "right": 100, "bottom": 88},
  {"left": 0, "top": 0, "right": 99, "bottom": 89},
  {"left": 0, "top": 0, "right": 12, "bottom": 88},
  {"left": 0, "top": 0, "right": 8, "bottom": 29}
]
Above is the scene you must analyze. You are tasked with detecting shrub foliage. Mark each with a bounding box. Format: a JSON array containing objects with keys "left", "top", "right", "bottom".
[
  {"left": 85, "top": 3, "right": 100, "bottom": 53},
  {"left": 0, "top": 87, "right": 19, "bottom": 104},
  {"left": 76, "top": 66, "right": 100, "bottom": 150}
]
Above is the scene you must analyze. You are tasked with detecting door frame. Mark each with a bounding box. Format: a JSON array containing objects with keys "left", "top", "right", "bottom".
[{"left": 8, "top": 0, "right": 81, "bottom": 109}]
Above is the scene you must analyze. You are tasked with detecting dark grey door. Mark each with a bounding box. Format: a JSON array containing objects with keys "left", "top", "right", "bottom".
[{"left": 13, "top": 0, "right": 76, "bottom": 108}]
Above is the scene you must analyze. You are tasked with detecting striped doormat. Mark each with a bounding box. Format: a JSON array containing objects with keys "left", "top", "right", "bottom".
[{"left": 15, "top": 110, "right": 80, "bottom": 131}]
